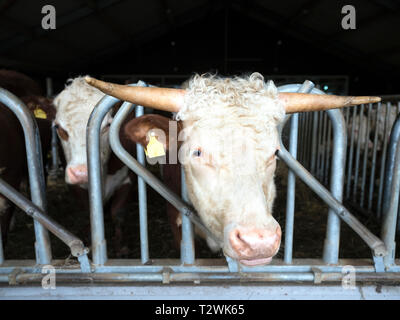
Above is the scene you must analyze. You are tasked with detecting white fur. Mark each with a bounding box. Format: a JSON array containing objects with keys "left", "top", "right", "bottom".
[
  {"left": 54, "top": 77, "right": 128, "bottom": 200},
  {"left": 54, "top": 77, "right": 112, "bottom": 180},
  {"left": 176, "top": 73, "right": 284, "bottom": 257}
]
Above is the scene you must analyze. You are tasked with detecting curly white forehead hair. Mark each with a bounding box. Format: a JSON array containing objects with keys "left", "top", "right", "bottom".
[{"left": 176, "top": 72, "right": 286, "bottom": 132}]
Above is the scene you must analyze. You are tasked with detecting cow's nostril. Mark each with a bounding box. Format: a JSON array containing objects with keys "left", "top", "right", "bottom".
[
  {"left": 67, "top": 165, "right": 88, "bottom": 184},
  {"left": 229, "top": 226, "right": 281, "bottom": 260}
]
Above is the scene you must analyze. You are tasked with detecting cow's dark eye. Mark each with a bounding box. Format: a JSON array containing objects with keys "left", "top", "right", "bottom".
[{"left": 193, "top": 149, "right": 202, "bottom": 157}]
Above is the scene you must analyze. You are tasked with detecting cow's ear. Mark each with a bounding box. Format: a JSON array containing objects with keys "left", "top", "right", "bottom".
[{"left": 123, "top": 114, "right": 179, "bottom": 151}]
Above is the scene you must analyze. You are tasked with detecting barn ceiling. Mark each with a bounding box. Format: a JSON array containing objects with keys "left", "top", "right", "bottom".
[{"left": 0, "top": 0, "right": 399, "bottom": 94}]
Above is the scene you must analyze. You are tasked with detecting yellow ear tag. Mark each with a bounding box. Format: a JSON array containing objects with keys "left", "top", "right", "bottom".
[
  {"left": 145, "top": 133, "right": 165, "bottom": 158},
  {"left": 34, "top": 108, "right": 47, "bottom": 119}
]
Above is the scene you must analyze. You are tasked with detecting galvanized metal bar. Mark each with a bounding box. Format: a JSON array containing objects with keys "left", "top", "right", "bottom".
[
  {"left": 377, "top": 103, "right": 392, "bottom": 218},
  {"left": 277, "top": 146, "right": 386, "bottom": 258},
  {"left": 346, "top": 107, "right": 357, "bottom": 199},
  {"left": 281, "top": 81, "right": 315, "bottom": 264},
  {"left": 381, "top": 113, "right": 400, "bottom": 266},
  {"left": 360, "top": 104, "right": 372, "bottom": 207},
  {"left": 381, "top": 142, "right": 400, "bottom": 266},
  {"left": 352, "top": 104, "right": 364, "bottom": 202},
  {"left": 3, "top": 257, "right": 399, "bottom": 274},
  {"left": 297, "top": 114, "right": 303, "bottom": 164},
  {"left": 134, "top": 104, "right": 150, "bottom": 265},
  {"left": 325, "top": 121, "right": 332, "bottom": 186},
  {"left": 382, "top": 115, "right": 400, "bottom": 210},
  {"left": 0, "top": 88, "right": 51, "bottom": 265},
  {"left": 181, "top": 167, "right": 195, "bottom": 265},
  {"left": 316, "top": 111, "right": 323, "bottom": 180},
  {"left": 323, "top": 107, "right": 347, "bottom": 264},
  {"left": 310, "top": 112, "right": 318, "bottom": 174},
  {"left": 368, "top": 103, "right": 381, "bottom": 211},
  {"left": 0, "top": 227, "right": 3, "bottom": 264},
  {"left": 2, "top": 271, "right": 400, "bottom": 285},
  {"left": 321, "top": 112, "right": 328, "bottom": 184},
  {"left": 277, "top": 85, "right": 347, "bottom": 263},
  {"left": 87, "top": 94, "right": 120, "bottom": 265},
  {"left": 0, "top": 177, "right": 89, "bottom": 262},
  {"left": 306, "top": 112, "right": 313, "bottom": 169}
]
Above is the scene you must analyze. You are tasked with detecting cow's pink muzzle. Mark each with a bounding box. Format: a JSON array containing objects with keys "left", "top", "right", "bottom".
[
  {"left": 228, "top": 225, "right": 281, "bottom": 266},
  {"left": 67, "top": 165, "right": 88, "bottom": 184}
]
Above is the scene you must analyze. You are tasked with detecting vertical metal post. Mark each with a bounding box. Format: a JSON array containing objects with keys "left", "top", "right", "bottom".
[
  {"left": 87, "top": 95, "right": 120, "bottom": 265},
  {"left": 360, "top": 104, "right": 372, "bottom": 207},
  {"left": 310, "top": 112, "right": 318, "bottom": 175},
  {"left": 279, "top": 81, "right": 315, "bottom": 264},
  {"left": 325, "top": 121, "right": 332, "bottom": 186},
  {"left": 181, "top": 167, "right": 195, "bottom": 265},
  {"left": 382, "top": 114, "right": 400, "bottom": 221},
  {"left": 0, "top": 227, "right": 3, "bottom": 264},
  {"left": 135, "top": 104, "right": 150, "bottom": 264},
  {"left": 323, "top": 107, "right": 347, "bottom": 264},
  {"left": 352, "top": 104, "right": 364, "bottom": 202},
  {"left": 346, "top": 107, "right": 357, "bottom": 199},
  {"left": 321, "top": 112, "right": 328, "bottom": 184},
  {"left": 368, "top": 103, "right": 381, "bottom": 211},
  {"left": 0, "top": 89, "right": 52, "bottom": 264},
  {"left": 377, "top": 103, "right": 392, "bottom": 218},
  {"left": 381, "top": 114, "right": 400, "bottom": 266}
]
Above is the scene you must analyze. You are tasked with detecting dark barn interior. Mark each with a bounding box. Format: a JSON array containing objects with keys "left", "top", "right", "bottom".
[
  {"left": 0, "top": 0, "right": 399, "bottom": 263},
  {"left": 1, "top": 0, "right": 400, "bottom": 94}
]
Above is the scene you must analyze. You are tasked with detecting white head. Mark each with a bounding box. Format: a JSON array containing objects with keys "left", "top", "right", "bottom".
[
  {"left": 176, "top": 73, "right": 284, "bottom": 265},
  {"left": 53, "top": 77, "right": 112, "bottom": 185},
  {"left": 85, "top": 73, "right": 381, "bottom": 265}
]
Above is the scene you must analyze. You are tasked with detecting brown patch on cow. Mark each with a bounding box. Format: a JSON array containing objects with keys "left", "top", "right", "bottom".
[
  {"left": 55, "top": 125, "right": 69, "bottom": 141},
  {"left": 21, "top": 95, "right": 56, "bottom": 120},
  {"left": 124, "top": 114, "right": 183, "bottom": 151}
]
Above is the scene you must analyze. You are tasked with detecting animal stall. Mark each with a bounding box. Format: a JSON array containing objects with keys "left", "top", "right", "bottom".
[{"left": 0, "top": 79, "right": 399, "bottom": 300}]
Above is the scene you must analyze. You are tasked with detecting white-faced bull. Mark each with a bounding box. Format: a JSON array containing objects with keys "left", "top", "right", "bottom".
[{"left": 86, "top": 73, "right": 380, "bottom": 266}]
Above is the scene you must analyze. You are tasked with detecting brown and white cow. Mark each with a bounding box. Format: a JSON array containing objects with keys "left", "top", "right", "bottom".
[
  {"left": 86, "top": 73, "right": 380, "bottom": 266},
  {"left": 0, "top": 70, "right": 55, "bottom": 247},
  {"left": 53, "top": 77, "right": 137, "bottom": 256}
]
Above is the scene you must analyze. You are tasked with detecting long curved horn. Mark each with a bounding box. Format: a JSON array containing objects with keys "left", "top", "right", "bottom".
[
  {"left": 279, "top": 93, "right": 381, "bottom": 114},
  {"left": 85, "top": 76, "right": 185, "bottom": 112}
]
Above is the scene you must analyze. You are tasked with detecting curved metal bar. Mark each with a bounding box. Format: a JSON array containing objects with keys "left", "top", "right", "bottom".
[
  {"left": 87, "top": 94, "right": 120, "bottom": 265},
  {"left": 382, "top": 114, "right": 400, "bottom": 216},
  {"left": 277, "top": 140, "right": 386, "bottom": 257},
  {"left": 279, "top": 81, "right": 315, "bottom": 264},
  {"left": 278, "top": 85, "right": 347, "bottom": 263},
  {"left": 0, "top": 88, "right": 51, "bottom": 265},
  {"left": 323, "top": 108, "right": 347, "bottom": 263},
  {"left": 381, "top": 113, "right": 400, "bottom": 266}
]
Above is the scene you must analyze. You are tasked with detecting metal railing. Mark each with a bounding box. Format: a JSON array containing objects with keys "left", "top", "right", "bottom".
[
  {"left": 0, "top": 81, "right": 399, "bottom": 286},
  {"left": 0, "top": 88, "right": 90, "bottom": 272},
  {"left": 300, "top": 96, "right": 400, "bottom": 222}
]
